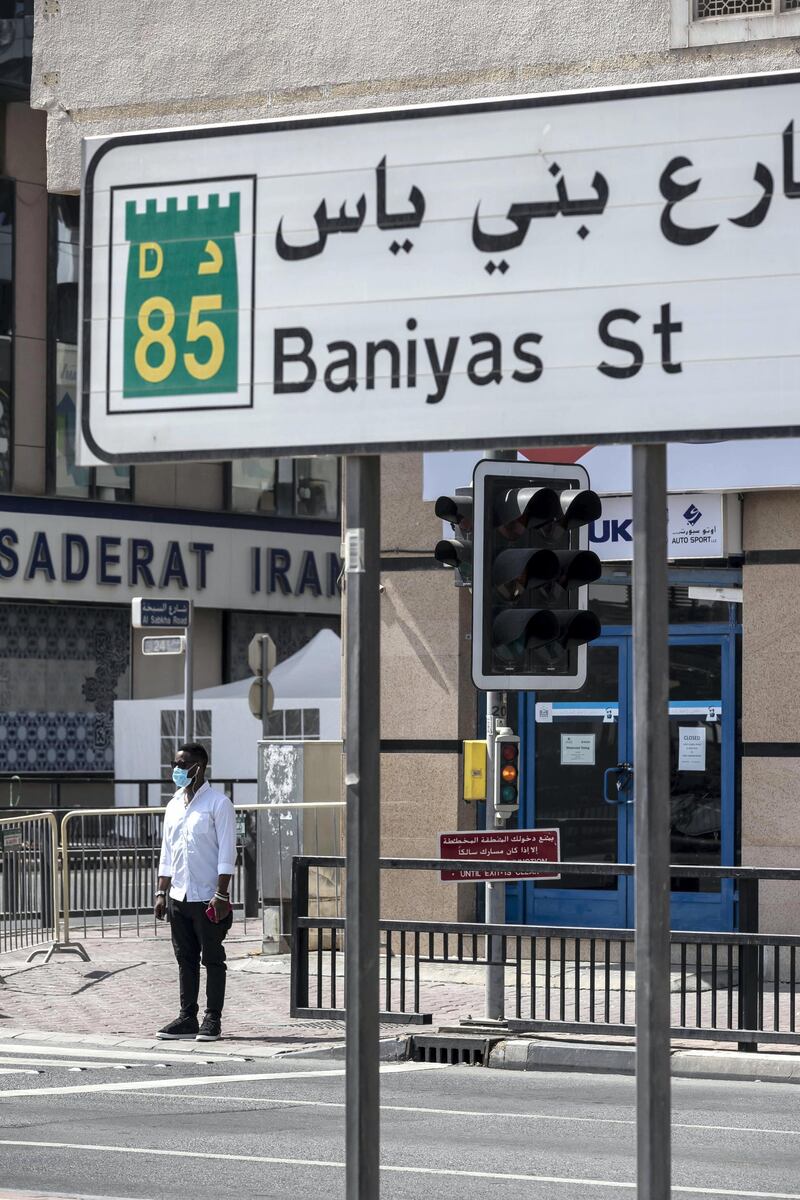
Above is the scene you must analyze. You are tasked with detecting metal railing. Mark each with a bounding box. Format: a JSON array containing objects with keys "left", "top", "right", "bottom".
[
  {"left": 60, "top": 802, "right": 344, "bottom": 946},
  {"left": 291, "top": 856, "right": 800, "bottom": 1049},
  {"left": 0, "top": 776, "right": 257, "bottom": 811},
  {"left": 0, "top": 811, "right": 59, "bottom": 962}
]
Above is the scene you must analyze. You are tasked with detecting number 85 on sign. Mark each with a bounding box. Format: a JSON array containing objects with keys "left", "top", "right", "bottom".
[{"left": 120, "top": 183, "right": 253, "bottom": 404}]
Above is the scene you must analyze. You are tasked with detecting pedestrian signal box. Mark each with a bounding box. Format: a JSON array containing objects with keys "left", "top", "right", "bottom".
[{"left": 462, "top": 740, "right": 487, "bottom": 801}]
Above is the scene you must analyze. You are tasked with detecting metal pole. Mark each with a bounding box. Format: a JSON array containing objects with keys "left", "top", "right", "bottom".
[
  {"left": 184, "top": 604, "right": 194, "bottom": 743},
  {"left": 484, "top": 448, "right": 515, "bottom": 1022},
  {"left": 344, "top": 454, "right": 381, "bottom": 1200},
  {"left": 260, "top": 635, "right": 270, "bottom": 739},
  {"left": 632, "top": 443, "right": 671, "bottom": 1200},
  {"left": 485, "top": 691, "right": 506, "bottom": 1020}
]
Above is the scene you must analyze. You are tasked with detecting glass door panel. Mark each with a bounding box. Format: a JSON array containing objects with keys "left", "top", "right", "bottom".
[
  {"left": 525, "top": 639, "right": 630, "bottom": 928},
  {"left": 667, "top": 637, "right": 733, "bottom": 932},
  {"left": 523, "top": 632, "right": 735, "bottom": 931}
]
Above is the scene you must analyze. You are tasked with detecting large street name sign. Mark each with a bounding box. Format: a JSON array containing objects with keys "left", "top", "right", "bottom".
[{"left": 80, "top": 71, "right": 800, "bottom": 463}]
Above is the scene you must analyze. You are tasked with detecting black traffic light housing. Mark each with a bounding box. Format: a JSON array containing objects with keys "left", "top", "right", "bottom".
[
  {"left": 472, "top": 459, "right": 602, "bottom": 690},
  {"left": 434, "top": 490, "right": 473, "bottom": 587}
]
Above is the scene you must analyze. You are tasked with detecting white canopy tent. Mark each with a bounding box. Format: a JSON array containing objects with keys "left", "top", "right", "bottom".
[{"left": 113, "top": 629, "right": 341, "bottom": 806}]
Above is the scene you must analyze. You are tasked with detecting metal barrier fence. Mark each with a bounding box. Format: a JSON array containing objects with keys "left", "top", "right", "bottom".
[
  {"left": 0, "top": 777, "right": 258, "bottom": 811},
  {"left": 60, "top": 802, "right": 344, "bottom": 947},
  {"left": 0, "top": 811, "right": 59, "bottom": 962},
  {"left": 291, "top": 856, "right": 800, "bottom": 1049}
]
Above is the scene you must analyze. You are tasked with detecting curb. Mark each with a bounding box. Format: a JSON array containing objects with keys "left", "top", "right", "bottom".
[
  {"left": 277, "top": 1036, "right": 407, "bottom": 1063},
  {"left": 486, "top": 1038, "right": 800, "bottom": 1083},
  {"left": 0, "top": 1028, "right": 344, "bottom": 1062}
]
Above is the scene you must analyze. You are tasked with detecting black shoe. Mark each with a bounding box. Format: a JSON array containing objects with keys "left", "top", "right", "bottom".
[
  {"left": 196, "top": 1013, "right": 221, "bottom": 1042},
  {"left": 156, "top": 1014, "right": 199, "bottom": 1040}
]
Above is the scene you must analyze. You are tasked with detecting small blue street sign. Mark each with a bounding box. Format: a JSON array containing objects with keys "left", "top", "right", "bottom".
[{"left": 131, "top": 597, "right": 191, "bottom": 628}]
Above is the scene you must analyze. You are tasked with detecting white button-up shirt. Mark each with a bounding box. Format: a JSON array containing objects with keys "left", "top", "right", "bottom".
[{"left": 158, "top": 781, "right": 237, "bottom": 903}]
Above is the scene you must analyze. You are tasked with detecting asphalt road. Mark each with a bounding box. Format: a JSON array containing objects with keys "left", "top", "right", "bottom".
[{"left": 0, "top": 1040, "right": 798, "bottom": 1199}]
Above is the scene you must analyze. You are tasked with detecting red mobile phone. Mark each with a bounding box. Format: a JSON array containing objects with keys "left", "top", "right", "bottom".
[{"left": 205, "top": 903, "right": 218, "bottom": 923}]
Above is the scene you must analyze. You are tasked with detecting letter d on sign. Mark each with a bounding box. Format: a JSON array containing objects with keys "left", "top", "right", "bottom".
[{"left": 139, "top": 242, "right": 163, "bottom": 279}]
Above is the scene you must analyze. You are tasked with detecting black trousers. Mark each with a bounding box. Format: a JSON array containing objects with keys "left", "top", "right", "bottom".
[{"left": 168, "top": 897, "right": 232, "bottom": 1018}]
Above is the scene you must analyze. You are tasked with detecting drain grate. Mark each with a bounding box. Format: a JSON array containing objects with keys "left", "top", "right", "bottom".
[{"left": 409, "top": 1033, "right": 502, "bottom": 1066}]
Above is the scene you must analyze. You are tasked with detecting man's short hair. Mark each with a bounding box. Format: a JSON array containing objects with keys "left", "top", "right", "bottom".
[{"left": 178, "top": 742, "right": 208, "bottom": 768}]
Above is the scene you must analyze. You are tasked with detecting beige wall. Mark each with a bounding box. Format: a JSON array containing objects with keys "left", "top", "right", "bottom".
[
  {"left": 742, "top": 491, "right": 800, "bottom": 933},
  {"left": 379, "top": 453, "right": 476, "bottom": 922},
  {"left": 31, "top": 0, "right": 800, "bottom": 194},
  {"left": 131, "top": 606, "right": 222, "bottom": 699}
]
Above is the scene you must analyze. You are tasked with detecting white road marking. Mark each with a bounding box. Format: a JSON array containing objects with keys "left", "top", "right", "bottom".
[
  {"left": 141, "top": 1090, "right": 800, "bottom": 1139},
  {"left": 0, "top": 1070, "right": 40, "bottom": 1077},
  {"left": 0, "top": 1056, "right": 136, "bottom": 1071},
  {"left": 0, "top": 1139, "right": 798, "bottom": 1197},
  {"left": 0, "top": 1042, "right": 245, "bottom": 1064},
  {"left": 0, "top": 1060, "right": 443, "bottom": 1099}
]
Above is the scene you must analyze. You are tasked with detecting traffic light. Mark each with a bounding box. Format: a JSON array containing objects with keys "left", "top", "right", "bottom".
[
  {"left": 472, "top": 460, "right": 602, "bottom": 690},
  {"left": 494, "top": 728, "right": 520, "bottom": 815},
  {"left": 433, "top": 490, "right": 473, "bottom": 587}
]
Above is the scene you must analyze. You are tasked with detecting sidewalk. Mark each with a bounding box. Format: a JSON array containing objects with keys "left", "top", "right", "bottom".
[
  {"left": 3, "top": 933, "right": 800, "bottom": 1083},
  {"left": 0, "top": 934, "right": 348, "bottom": 1056}
]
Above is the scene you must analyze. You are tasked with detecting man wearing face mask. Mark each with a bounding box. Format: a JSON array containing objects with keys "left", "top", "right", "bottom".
[{"left": 154, "top": 743, "right": 237, "bottom": 1042}]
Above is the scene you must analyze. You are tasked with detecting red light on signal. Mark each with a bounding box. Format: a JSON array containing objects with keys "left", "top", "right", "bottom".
[{"left": 501, "top": 743, "right": 518, "bottom": 761}]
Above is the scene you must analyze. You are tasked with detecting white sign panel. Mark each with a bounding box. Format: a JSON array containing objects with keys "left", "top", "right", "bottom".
[
  {"left": 593, "top": 492, "right": 729, "bottom": 561},
  {"left": 678, "top": 726, "right": 707, "bottom": 772},
  {"left": 81, "top": 72, "right": 800, "bottom": 463},
  {"left": 0, "top": 504, "right": 340, "bottom": 614},
  {"left": 141, "top": 635, "right": 185, "bottom": 655},
  {"left": 560, "top": 733, "right": 596, "bottom": 766}
]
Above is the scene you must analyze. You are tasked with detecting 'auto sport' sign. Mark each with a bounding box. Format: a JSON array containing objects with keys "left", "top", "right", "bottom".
[{"left": 81, "top": 71, "right": 800, "bottom": 463}]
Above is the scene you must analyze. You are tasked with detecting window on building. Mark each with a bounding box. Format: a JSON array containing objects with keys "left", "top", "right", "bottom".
[
  {"left": 230, "top": 455, "right": 339, "bottom": 519},
  {"left": 265, "top": 707, "right": 321, "bottom": 740},
  {"left": 0, "top": 179, "right": 12, "bottom": 494},
  {"left": 159, "top": 708, "right": 212, "bottom": 803},
  {"left": 671, "top": 0, "right": 800, "bottom": 45},
  {"left": 49, "top": 196, "right": 131, "bottom": 501}
]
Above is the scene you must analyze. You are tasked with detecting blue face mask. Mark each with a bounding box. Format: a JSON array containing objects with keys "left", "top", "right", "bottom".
[{"left": 172, "top": 765, "right": 194, "bottom": 788}]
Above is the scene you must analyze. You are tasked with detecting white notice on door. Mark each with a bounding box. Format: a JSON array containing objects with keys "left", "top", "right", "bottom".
[
  {"left": 678, "top": 726, "right": 706, "bottom": 772},
  {"left": 560, "top": 734, "right": 596, "bottom": 766}
]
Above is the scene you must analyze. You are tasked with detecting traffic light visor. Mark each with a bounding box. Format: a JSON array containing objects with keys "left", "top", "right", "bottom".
[
  {"left": 559, "top": 489, "right": 602, "bottom": 530},
  {"left": 435, "top": 494, "right": 473, "bottom": 531},
  {"left": 494, "top": 486, "right": 561, "bottom": 531},
  {"left": 492, "top": 608, "right": 560, "bottom": 653}
]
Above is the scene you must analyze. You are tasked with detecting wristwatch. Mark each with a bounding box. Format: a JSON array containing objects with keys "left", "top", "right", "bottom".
[{"left": 156, "top": 889, "right": 167, "bottom": 899}]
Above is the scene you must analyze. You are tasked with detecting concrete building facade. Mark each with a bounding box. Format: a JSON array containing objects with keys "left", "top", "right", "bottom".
[{"left": 23, "top": 0, "right": 800, "bottom": 930}]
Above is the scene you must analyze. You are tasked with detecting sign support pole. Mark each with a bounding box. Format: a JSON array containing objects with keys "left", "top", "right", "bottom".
[
  {"left": 484, "top": 694, "right": 506, "bottom": 1020},
  {"left": 184, "top": 602, "right": 194, "bottom": 743},
  {"left": 344, "top": 454, "right": 381, "bottom": 1200},
  {"left": 632, "top": 443, "right": 671, "bottom": 1200},
  {"left": 260, "top": 635, "right": 270, "bottom": 739},
  {"left": 484, "top": 448, "right": 515, "bottom": 1022}
]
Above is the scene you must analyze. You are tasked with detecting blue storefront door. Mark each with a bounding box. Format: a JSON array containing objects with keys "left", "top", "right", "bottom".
[{"left": 510, "top": 630, "right": 736, "bottom": 932}]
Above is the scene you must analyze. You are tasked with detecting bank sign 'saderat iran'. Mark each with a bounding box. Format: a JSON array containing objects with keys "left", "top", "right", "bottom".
[{"left": 79, "top": 71, "right": 800, "bottom": 464}]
